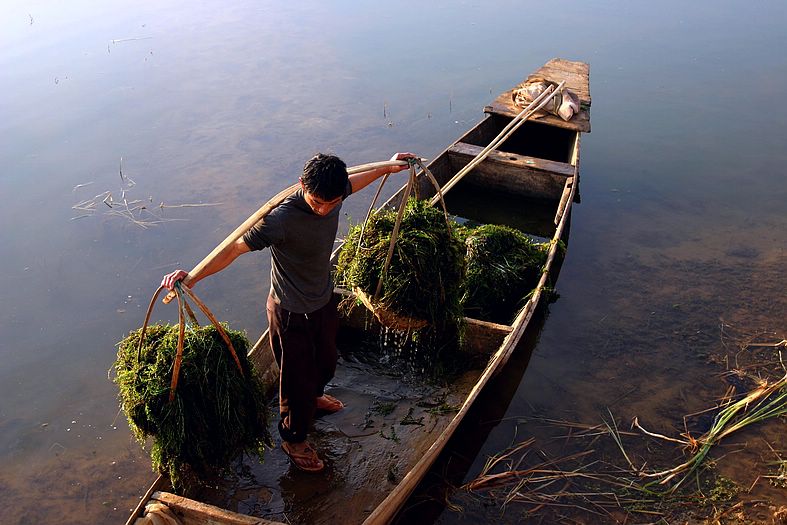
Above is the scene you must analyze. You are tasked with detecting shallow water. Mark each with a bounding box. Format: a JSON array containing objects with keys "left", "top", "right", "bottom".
[{"left": 1, "top": 1, "right": 786, "bottom": 524}]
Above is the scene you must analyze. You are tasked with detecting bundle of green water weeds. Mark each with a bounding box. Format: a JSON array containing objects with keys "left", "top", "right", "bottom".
[
  {"left": 336, "top": 197, "right": 466, "bottom": 336},
  {"left": 462, "top": 224, "right": 549, "bottom": 323},
  {"left": 114, "top": 324, "right": 272, "bottom": 487}
]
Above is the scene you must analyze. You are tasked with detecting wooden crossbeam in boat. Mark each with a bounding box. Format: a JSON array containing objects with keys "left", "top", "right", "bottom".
[
  {"left": 148, "top": 491, "right": 285, "bottom": 525},
  {"left": 450, "top": 142, "right": 574, "bottom": 177},
  {"left": 465, "top": 317, "right": 513, "bottom": 348},
  {"left": 447, "top": 142, "right": 573, "bottom": 200}
]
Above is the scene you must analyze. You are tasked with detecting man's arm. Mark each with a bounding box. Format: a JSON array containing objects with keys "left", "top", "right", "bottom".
[
  {"left": 348, "top": 152, "right": 415, "bottom": 194},
  {"left": 161, "top": 237, "right": 251, "bottom": 290}
]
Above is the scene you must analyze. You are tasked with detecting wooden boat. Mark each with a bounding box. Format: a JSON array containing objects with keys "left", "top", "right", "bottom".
[{"left": 126, "top": 58, "right": 590, "bottom": 525}]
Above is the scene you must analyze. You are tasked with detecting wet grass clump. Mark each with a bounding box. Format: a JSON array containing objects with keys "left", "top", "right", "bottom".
[
  {"left": 114, "top": 324, "right": 272, "bottom": 488},
  {"left": 336, "top": 197, "right": 466, "bottom": 336},
  {"left": 462, "top": 224, "right": 549, "bottom": 323}
]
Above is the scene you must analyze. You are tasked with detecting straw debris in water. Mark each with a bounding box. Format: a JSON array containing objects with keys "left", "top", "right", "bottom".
[
  {"left": 634, "top": 369, "right": 787, "bottom": 492},
  {"left": 114, "top": 324, "right": 272, "bottom": 487}
]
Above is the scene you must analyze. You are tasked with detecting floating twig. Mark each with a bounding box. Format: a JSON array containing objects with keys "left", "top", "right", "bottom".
[
  {"left": 110, "top": 36, "right": 153, "bottom": 44},
  {"left": 747, "top": 340, "right": 787, "bottom": 349},
  {"left": 158, "top": 202, "right": 223, "bottom": 209},
  {"left": 631, "top": 417, "right": 689, "bottom": 447},
  {"left": 72, "top": 182, "right": 95, "bottom": 192},
  {"left": 72, "top": 199, "right": 97, "bottom": 211}
]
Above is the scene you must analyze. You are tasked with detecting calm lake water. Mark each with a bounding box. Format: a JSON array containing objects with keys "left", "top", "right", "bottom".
[{"left": 1, "top": 1, "right": 785, "bottom": 523}]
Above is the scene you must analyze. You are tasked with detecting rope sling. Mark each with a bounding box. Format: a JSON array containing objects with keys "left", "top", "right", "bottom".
[
  {"left": 137, "top": 282, "right": 244, "bottom": 402},
  {"left": 350, "top": 158, "right": 451, "bottom": 330}
]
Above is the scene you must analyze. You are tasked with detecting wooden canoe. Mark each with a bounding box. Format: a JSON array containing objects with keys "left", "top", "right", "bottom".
[{"left": 125, "top": 58, "right": 590, "bottom": 525}]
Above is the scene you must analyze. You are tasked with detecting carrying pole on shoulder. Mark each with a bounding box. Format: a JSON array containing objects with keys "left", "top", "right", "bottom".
[{"left": 162, "top": 160, "right": 411, "bottom": 304}]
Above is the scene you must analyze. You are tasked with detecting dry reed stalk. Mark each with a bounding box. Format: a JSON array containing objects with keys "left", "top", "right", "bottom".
[
  {"left": 158, "top": 202, "right": 223, "bottom": 209},
  {"left": 532, "top": 417, "right": 639, "bottom": 440},
  {"left": 72, "top": 181, "right": 95, "bottom": 191},
  {"left": 603, "top": 409, "right": 639, "bottom": 473},
  {"left": 746, "top": 340, "right": 787, "bottom": 348}
]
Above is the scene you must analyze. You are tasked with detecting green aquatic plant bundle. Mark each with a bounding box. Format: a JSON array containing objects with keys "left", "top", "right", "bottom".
[
  {"left": 462, "top": 224, "right": 549, "bottom": 322},
  {"left": 114, "top": 323, "right": 272, "bottom": 486},
  {"left": 336, "top": 197, "right": 466, "bottom": 334}
]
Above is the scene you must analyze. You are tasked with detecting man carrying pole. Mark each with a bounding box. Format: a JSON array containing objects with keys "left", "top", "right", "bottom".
[{"left": 162, "top": 152, "right": 414, "bottom": 472}]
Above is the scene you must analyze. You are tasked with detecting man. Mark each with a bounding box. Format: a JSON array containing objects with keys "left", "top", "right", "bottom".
[{"left": 162, "top": 151, "right": 413, "bottom": 472}]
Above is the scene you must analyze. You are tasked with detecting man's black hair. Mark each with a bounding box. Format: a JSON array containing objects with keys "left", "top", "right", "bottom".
[{"left": 301, "top": 153, "right": 348, "bottom": 200}]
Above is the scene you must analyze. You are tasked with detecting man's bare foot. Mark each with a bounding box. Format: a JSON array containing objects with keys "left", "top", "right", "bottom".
[
  {"left": 281, "top": 441, "right": 324, "bottom": 472},
  {"left": 316, "top": 394, "right": 344, "bottom": 414}
]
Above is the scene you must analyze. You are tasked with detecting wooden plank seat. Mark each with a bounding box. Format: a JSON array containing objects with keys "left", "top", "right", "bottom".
[{"left": 447, "top": 141, "right": 574, "bottom": 200}]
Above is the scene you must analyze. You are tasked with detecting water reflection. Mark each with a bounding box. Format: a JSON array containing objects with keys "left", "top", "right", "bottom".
[{"left": 1, "top": 0, "right": 786, "bottom": 524}]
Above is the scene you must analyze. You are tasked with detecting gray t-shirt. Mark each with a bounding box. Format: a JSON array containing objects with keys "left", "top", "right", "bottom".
[{"left": 242, "top": 184, "right": 351, "bottom": 313}]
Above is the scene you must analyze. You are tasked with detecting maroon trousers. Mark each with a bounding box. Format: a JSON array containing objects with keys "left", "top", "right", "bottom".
[{"left": 266, "top": 294, "right": 339, "bottom": 443}]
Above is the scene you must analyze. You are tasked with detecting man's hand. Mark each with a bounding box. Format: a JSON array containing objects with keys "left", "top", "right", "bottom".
[
  {"left": 161, "top": 269, "right": 189, "bottom": 290},
  {"left": 388, "top": 152, "right": 417, "bottom": 174},
  {"left": 349, "top": 152, "right": 420, "bottom": 194}
]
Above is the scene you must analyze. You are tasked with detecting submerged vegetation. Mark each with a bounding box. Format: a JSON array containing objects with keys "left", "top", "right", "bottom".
[
  {"left": 462, "top": 419, "right": 748, "bottom": 522},
  {"left": 114, "top": 324, "right": 272, "bottom": 487}
]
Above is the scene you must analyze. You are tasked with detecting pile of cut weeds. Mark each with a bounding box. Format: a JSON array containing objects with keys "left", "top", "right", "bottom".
[
  {"left": 337, "top": 197, "right": 466, "bottom": 337},
  {"left": 114, "top": 323, "right": 272, "bottom": 487},
  {"left": 462, "top": 224, "right": 550, "bottom": 322},
  {"left": 337, "top": 198, "right": 552, "bottom": 345}
]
